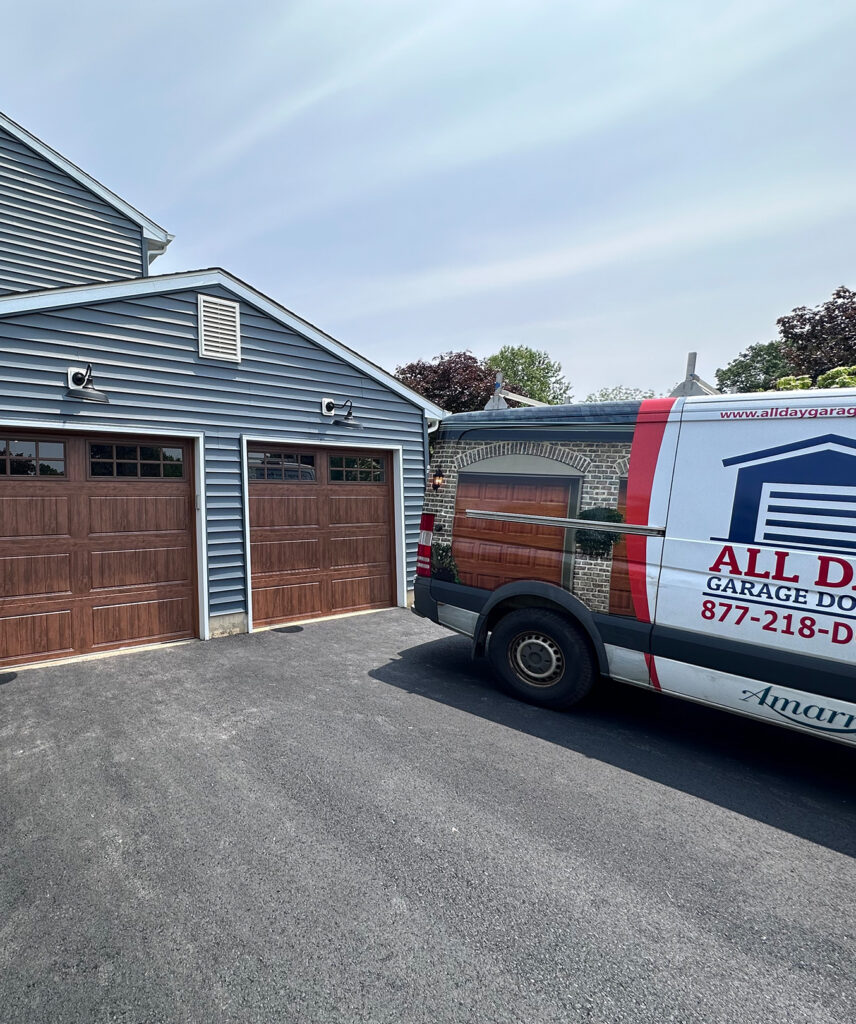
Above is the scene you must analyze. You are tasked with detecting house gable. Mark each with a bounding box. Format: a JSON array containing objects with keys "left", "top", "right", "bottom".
[
  {"left": 0, "top": 268, "right": 446, "bottom": 418},
  {"left": 0, "top": 112, "right": 171, "bottom": 296}
]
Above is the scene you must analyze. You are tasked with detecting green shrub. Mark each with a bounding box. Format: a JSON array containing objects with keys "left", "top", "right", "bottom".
[
  {"left": 576, "top": 506, "right": 624, "bottom": 558},
  {"left": 431, "top": 543, "right": 461, "bottom": 583},
  {"left": 775, "top": 375, "right": 812, "bottom": 390},
  {"left": 817, "top": 365, "right": 856, "bottom": 389}
]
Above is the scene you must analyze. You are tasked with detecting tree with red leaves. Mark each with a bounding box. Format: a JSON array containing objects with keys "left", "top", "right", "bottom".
[
  {"left": 778, "top": 286, "right": 856, "bottom": 383},
  {"left": 395, "top": 351, "right": 498, "bottom": 413}
]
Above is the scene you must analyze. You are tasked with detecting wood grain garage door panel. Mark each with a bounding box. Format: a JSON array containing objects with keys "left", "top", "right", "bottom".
[
  {"left": 0, "top": 433, "right": 197, "bottom": 668},
  {"left": 328, "top": 494, "right": 387, "bottom": 526},
  {"left": 329, "top": 534, "right": 389, "bottom": 568},
  {"left": 0, "top": 497, "right": 69, "bottom": 538},
  {"left": 251, "top": 538, "right": 321, "bottom": 576},
  {"left": 251, "top": 495, "right": 319, "bottom": 529},
  {"left": 249, "top": 446, "right": 394, "bottom": 626},
  {"left": 0, "top": 610, "right": 73, "bottom": 660},
  {"left": 253, "top": 582, "right": 325, "bottom": 622},
  {"left": 89, "top": 495, "right": 190, "bottom": 534},
  {"left": 452, "top": 475, "right": 575, "bottom": 589},
  {"left": 331, "top": 574, "right": 391, "bottom": 612},
  {"left": 0, "top": 554, "right": 72, "bottom": 599},
  {"left": 90, "top": 546, "right": 192, "bottom": 590},
  {"left": 92, "top": 597, "right": 193, "bottom": 647}
]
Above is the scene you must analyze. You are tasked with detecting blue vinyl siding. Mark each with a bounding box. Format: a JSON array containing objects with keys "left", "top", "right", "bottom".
[
  {"left": 0, "top": 286, "right": 427, "bottom": 619},
  {"left": 0, "top": 126, "right": 144, "bottom": 295}
]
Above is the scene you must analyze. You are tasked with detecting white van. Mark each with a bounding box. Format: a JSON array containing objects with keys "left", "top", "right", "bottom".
[{"left": 413, "top": 392, "right": 856, "bottom": 745}]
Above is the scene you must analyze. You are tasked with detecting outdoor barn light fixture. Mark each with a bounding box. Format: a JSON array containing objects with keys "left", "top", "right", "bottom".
[
  {"left": 320, "top": 396, "right": 361, "bottom": 429},
  {"left": 431, "top": 467, "right": 445, "bottom": 491},
  {"left": 66, "top": 364, "right": 110, "bottom": 404}
]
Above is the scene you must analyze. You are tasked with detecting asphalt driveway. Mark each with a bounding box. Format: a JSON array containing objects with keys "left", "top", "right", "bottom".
[{"left": 1, "top": 608, "right": 855, "bottom": 1023}]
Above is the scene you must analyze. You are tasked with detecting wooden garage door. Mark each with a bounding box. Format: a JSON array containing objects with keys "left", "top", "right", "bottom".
[
  {"left": 249, "top": 445, "right": 395, "bottom": 626},
  {"left": 452, "top": 474, "right": 577, "bottom": 590},
  {"left": 0, "top": 433, "right": 196, "bottom": 668}
]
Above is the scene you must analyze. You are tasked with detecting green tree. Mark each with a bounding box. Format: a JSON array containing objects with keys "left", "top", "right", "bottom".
[
  {"left": 715, "top": 341, "right": 792, "bottom": 393},
  {"left": 585, "top": 385, "right": 655, "bottom": 402},
  {"left": 486, "top": 344, "right": 572, "bottom": 404}
]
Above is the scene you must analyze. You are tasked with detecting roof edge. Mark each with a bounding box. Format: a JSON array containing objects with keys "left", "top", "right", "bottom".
[
  {"left": 722, "top": 433, "right": 856, "bottom": 467},
  {"left": 0, "top": 111, "right": 171, "bottom": 247},
  {"left": 0, "top": 268, "right": 446, "bottom": 419}
]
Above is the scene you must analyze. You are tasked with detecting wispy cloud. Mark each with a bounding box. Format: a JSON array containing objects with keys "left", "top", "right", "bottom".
[
  {"left": 173, "top": 2, "right": 472, "bottom": 190},
  {"left": 328, "top": 180, "right": 856, "bottom": 319},
  {"left": 185, "top": 0, "right": 852, "bottom": 255}
]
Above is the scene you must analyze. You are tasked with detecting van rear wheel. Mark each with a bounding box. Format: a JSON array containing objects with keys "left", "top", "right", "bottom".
[{"left": 488, "top": 609, "right": 595, "bottom": 710}]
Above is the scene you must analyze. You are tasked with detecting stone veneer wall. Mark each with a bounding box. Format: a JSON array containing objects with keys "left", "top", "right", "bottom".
[{"left": 423, "top": 438, "right": 631, "bottom": 613}]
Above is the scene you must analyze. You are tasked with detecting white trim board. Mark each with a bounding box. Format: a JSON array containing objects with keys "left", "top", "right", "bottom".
[
  {"left": 241, "top": 434, "right": 408, "bottom": 633},
  {"left": 0, "top": 268, "right": 446, "bottom": 419},
  {"left": 0, "top": 111, "right": 172, "bottom": 251},
  {"left": 0, "top": 415, "right": 209, "bottom": 641}
]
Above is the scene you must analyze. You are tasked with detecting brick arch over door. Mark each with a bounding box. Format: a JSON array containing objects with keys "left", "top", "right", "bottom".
[{"left": 454, "top": 441, "right": 593, "bottom": 474}]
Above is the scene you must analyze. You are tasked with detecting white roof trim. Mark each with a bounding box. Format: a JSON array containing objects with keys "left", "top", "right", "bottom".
[
  {"left": 729, "top": 442, "right": 856, "bottom": 469},
  {"left": 0, "top": 111, "right": 172, "bottom": 249},
  {"left": 0, "top": 268, "right": 446, "bottom": 418}
]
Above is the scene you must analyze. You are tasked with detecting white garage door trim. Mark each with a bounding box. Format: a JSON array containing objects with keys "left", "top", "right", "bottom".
[
  {"left": 240, "top": 434, "right": 407, "bottom": 632},
  {"left": 0, "top": 417, "right": 210, "bottom": 640}
]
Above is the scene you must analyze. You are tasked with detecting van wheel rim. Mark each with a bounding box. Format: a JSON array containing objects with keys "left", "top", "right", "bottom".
[{"left": 509, "top": 632, "right": 564, "bottom": 686}]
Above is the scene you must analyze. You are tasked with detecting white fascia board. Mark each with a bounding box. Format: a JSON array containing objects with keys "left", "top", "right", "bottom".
[
  {"left": 0, "top": 111, "right": 171, "bottom": 248},
  {"left": 0, "top": 269, "right": 447, "bottom": 418}
]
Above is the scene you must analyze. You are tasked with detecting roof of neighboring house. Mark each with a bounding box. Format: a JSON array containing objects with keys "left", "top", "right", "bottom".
[
  {"left": 723, "top": 434, "right": 856, "bottom": 467},
  {"left": 0, "top": 267, "right": 446, "bottom": 418},
  {"left": 0, "top": 110, "right": 172, "bottom": 256}
]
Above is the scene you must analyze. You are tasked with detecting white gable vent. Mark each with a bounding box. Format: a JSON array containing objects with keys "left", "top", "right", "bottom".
[{"left": 198, "top": 294, "right": 241, "bottom": 362}]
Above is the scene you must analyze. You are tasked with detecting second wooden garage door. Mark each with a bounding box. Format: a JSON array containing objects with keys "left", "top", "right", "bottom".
[{"left": 249, "top": 445, "right": 395, "bottom": 626}]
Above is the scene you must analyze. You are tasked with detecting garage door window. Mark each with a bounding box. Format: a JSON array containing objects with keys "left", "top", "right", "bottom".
[
  {"left": 248, "top": 450, "right": 316, "bottom": 481},
  {"left": 89, "top": 442, "right": 184, "bottom": 478},
  {"left": 0, "top": 437, "right": 66, "bottom": 477},
  {"left": 329, "top": 455, "right": 385, "bottom": 482}
]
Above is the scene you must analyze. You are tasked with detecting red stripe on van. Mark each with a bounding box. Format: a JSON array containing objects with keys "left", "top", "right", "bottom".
[
  {"left": 626, "top": 398, "right": 676, "bottom": 691},
  {"left": 644, "top": 653, "right": 661, "bottom": 690}
]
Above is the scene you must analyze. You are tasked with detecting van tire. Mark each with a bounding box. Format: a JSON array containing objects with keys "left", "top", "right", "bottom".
[{"left": 488, "top": 609, "right": 596, "bottom": 709}]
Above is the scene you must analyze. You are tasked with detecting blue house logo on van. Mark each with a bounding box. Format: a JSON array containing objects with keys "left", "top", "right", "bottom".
[{"left": 720, "top": 434, "right": 856, "bottom": 554}]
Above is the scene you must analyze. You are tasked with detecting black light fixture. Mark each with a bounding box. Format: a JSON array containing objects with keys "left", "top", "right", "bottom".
[
  {"left": 335, "top": 400, "right": 360, "bottom": 428},
  {"left": 65, "top": 364, "right": 109, "bottom": 404},
  {"left": 431, "top": 466, "right": 445, "bottom": 491},
  {"left": 321, "top": 397, "right": 361, "bottom": 429}
]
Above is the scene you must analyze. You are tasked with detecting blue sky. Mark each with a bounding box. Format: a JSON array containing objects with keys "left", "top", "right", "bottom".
[{"left": 3, "top": 0, "right": 855, "bottom": 398}]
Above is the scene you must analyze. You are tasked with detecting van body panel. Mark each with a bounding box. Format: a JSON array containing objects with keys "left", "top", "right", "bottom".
[
  {"left": 652, "top": 657, "right": 856, "bottom": 743},
  {"left": 604, "top": 644, "right": 651, "bottom": 686},
  {"left": 415, "top": 391, "right": 856, "bottom": 744},
  {"left": 655, "top": 392, "right": 856, "bottom": 709}
]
